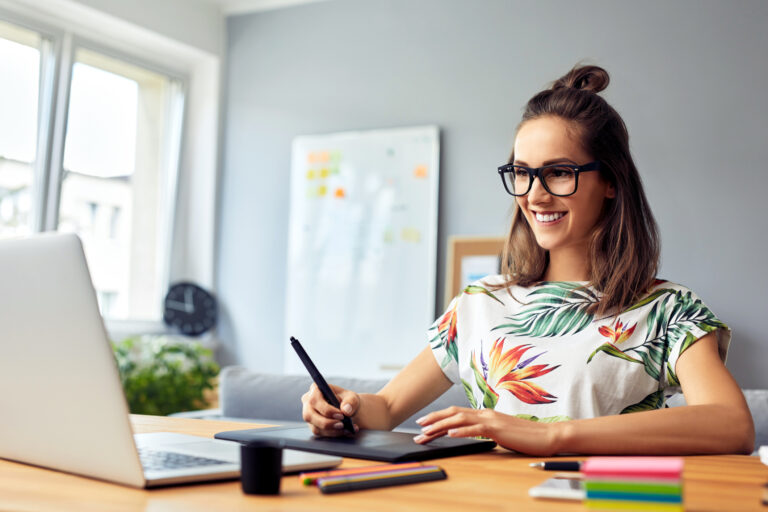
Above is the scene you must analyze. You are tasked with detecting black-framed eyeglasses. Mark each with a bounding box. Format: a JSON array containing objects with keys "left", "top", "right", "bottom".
[{"left": 497, "top": 161, "right": 601, "bottom": 197}]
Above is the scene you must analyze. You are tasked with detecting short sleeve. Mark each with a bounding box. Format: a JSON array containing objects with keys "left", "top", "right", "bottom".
[
  {"left": 664, "top": 289, "right": 731, "bottom": 389},
  {"left": 427, "top": 295, "right": 461, "bottom": 385}
]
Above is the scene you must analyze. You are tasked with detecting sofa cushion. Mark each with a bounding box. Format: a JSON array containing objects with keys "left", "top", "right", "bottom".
[{"left": 219, "top": 366, "right": 469, "bottom": 430}]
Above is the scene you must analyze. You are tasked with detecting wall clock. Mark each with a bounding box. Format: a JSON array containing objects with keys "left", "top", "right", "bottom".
[{"left": 163, "top": 282, "right": 217, "bottom": 336}]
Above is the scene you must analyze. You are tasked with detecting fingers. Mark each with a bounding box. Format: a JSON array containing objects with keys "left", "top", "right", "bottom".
[
  {"left": 413, "top": 407, "right": 489, "bottom": 444},
  {"left": 444, "top": 424, "right": 487, "bottom": 439},
  {"left": 415, "top": 406, "right": 469, "bottom": 428},
  {"left": 413, "top": 430, "right": 447, "bottom": 444},
  {"left": 301, "top": 383, "right": 359, "bottom": 437},
  {"left": 337, "top": 389, "right": 360, "bottom": 417}
]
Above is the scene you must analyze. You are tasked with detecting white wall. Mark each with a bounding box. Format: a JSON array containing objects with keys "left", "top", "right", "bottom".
[{"left": 65, "top": 0, "right": 223, "bottom": 56}]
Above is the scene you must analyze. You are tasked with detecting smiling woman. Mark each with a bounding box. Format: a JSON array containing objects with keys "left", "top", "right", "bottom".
[{"left": 299, "top": 64, "right": 755, "bottom": 458}]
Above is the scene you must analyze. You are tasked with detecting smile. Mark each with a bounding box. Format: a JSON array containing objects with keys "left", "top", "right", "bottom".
[{"left": 533, "top": 211, "right": 567, "bottom": 224}]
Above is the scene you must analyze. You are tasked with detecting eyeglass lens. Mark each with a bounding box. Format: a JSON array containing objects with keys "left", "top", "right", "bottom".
[{"left": 507, "top": 166, "right": 577, "bottom": 196}]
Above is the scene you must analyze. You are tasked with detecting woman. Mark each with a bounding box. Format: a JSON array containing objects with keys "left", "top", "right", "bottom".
[{"left": 301, "top": 65, "right": 754, "bottom": 455}]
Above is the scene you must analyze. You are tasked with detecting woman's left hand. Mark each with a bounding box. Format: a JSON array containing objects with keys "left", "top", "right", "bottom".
[{"left": 414, "top": 406, "right": 562, "bottom": 456}]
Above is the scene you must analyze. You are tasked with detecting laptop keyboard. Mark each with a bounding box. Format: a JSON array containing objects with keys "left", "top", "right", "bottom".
[{"left": 138, "top": 448, "right": 231, "bottom": 472}]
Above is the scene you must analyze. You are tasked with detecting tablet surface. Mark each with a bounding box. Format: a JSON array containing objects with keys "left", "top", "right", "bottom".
[{"left": 214, "top": 426, "right": 496, "bottom": 462}]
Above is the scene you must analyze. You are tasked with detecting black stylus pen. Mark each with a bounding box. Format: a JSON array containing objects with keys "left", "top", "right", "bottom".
[
  {"left": 529, "top": 461, "right": 582, "bottom": 471},
  {"left": 290, "top": 336, "right": 356, "bottom": 435}
]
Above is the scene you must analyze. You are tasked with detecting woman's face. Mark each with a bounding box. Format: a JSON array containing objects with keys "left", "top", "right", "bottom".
[{"left": 513, "top": 115, "right": 615, "bottom": 253}]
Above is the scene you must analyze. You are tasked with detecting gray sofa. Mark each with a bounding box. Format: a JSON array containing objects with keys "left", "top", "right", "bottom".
[
  {"left": 177, "top": 366, "right": 767, "bottom": 452},
  {"left": 216, "top": 365, "right": 468, "bottom": 431}
]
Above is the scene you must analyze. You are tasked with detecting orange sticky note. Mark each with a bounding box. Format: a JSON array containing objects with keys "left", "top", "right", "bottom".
[
  {"left": 413, "top": 165, "right": 428, "bottom": 179},
  {"left": 334, "top": 187, "right": 346, "bottom": 198}
]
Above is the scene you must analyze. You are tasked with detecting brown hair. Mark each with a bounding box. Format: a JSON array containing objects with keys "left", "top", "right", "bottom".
[{"left": 498, "top": 65, "right": 660, "bottom": 316}]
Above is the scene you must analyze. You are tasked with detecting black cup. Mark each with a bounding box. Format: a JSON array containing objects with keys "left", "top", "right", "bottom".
[{"left": 240, "top": 440, "right": 284, "bottom": 495}]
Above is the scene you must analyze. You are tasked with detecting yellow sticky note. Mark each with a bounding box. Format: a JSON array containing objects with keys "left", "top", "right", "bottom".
[
  {"left": 320, "top": 168, "right": 330, "bottom": 179},
  {"left": 401, "top": 227, "right": 421, "bottom": 243},
  {"left": 306, "top": 169, "right": 316, "bottom": 180},
  {"left": 317, "top": 185, "right": 327, "bottom": 196}
]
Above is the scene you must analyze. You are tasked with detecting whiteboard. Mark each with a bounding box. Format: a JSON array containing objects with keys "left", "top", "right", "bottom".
[{"left": 284, "top": 126, "right": 439, "bottom": 379}]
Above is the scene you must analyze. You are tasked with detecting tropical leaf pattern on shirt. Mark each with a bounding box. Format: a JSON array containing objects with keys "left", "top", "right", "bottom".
[
  {"left": 428, "top": 279, "right": 728, "bottom": 421},
  {"left": 463, "top": 285, "right": 505, "bottom": 305},
  {"left": 461, "top": 378, "right": 479, "bottom": 409},
  {"left": 429, "top": 285, "right": 505, "bottom": 368},
  {"left": 514, "top": 413, "right": 572, "bottom": 423},
  {"left": 620, "top": 389, "right": 665, "bottom": 414},
  {"left": 428, "top": 297, "right": 459, "bottom": 367},
  {"left": 587, "top": 288, "right": 728, "bottom": 382},
  {"left": 491, "top": 282, "right": 599, "bottom": 338}
]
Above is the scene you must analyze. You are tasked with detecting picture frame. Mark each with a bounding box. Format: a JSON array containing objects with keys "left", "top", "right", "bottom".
[{"left": 445, "top": 235, "right": 506, "bottom": 306}]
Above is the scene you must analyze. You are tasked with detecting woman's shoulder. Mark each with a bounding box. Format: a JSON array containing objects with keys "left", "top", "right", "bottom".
[
  {"left": 454, "top": 274, "right": 511, "bottom": 306},
  {"left": 453, "top": 276, "right": 593, "bottom": 312},
  {"left": 643, "top": 279, "right": 702, "bottom": 299},
  {"left": 624, "top": 278, "right": 716, "bottom": 315}
]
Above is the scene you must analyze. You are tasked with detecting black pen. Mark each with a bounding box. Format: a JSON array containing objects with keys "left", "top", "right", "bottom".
[
  {"left": 529, "top": 461, "right": 582, "bottom": 471},
  {"left": 290, "top": 336, "right": 356, "bottom": 435}
]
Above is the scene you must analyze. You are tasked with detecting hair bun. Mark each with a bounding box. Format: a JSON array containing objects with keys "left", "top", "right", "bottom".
[{"left": 552, "top": 65, "right": 609, "bottom": 93}]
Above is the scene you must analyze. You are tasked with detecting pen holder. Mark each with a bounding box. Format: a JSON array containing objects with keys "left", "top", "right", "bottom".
[{"left": 240, "top": 440, "right": 284, "bottom": 495}]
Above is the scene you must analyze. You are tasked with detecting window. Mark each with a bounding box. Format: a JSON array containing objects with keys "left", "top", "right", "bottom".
[
  {"left": 0, "top": 19, "right": 45, "bottom": 239},
  {"left": 0, "top": 15, "right": 186, "bottom": 324},
  {"left": 58, "top": 49, "right": 184, "bottom": 321}
]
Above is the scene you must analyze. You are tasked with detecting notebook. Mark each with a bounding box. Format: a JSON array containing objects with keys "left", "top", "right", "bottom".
[
  {"left": 215, "top": 425, "right": 497, "bottom": 462},
  {"left": 0, "top": 233, "right": 341, "bottom": 488}
]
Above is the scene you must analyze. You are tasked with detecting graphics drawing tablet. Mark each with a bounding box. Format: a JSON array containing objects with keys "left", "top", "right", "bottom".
[{"left": 214, "top": 425, "right": 496, "bottom": 462}]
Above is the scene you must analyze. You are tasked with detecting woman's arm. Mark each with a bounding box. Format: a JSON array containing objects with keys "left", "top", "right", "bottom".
[
  {"left": 416, "top": 332, "right": 755, "bottom": 455},
  {"left": 301, "top": 346, "right": 453, "bottom": 435}
]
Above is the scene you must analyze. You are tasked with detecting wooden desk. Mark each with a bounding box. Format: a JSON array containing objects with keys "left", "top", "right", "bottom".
[{"left": 0, "top": 415, "right": 766, "bottom": 511}]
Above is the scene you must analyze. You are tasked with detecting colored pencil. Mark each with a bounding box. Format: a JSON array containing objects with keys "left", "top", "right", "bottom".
[
  {"left": 300, "top": 462, "right": 424, "bottom": 486},
  {"left": 317, "top": 466, "right": 446, "bottom": 494}
]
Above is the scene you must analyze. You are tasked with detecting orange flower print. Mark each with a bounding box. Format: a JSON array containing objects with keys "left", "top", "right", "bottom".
[
  {"left": 471, "top": 338, "right": 560, "bottom": 407},
  {"left": 437, "top": 300, "right": 459, "bottom": 362},
  {"left": 588, "top": 319, "right": 642, "bottom": 364},
  {"left": 598, "top": 319, "right": 637, "bottom": 345}
]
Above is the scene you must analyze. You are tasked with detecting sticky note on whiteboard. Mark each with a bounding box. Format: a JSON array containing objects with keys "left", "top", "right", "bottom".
[
  {"left": 401, "top": 227, "right": 421, "bottom": 243},
  {"left": 413, "top": 165, "right": 428, "bottom": 179}
]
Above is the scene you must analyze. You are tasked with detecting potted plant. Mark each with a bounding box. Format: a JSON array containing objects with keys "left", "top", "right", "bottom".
[{"left": 112, "top": 335, "right": 219, "bottom": 416}]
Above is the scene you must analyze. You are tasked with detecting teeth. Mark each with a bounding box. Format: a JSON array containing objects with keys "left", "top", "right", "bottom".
[{"left": 535, "top": 212, "right": 565, "bottom": 222}]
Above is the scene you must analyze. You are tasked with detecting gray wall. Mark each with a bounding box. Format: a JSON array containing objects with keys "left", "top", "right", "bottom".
[{"left": 216, "top": 0, "right": 768, "bottom": 388}]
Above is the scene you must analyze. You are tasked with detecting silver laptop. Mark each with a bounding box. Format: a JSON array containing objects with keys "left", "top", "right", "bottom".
[{"left": 0, "top": 233, "right": 341, "bottom": 488}]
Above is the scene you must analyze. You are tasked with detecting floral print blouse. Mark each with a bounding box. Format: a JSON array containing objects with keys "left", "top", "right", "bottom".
[{"left": 428, "top": 277, "right": 730, "bottom": 422}]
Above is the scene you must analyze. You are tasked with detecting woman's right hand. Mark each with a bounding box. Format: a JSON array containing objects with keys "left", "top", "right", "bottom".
[{"left": 301, "top": 383, "right": 361, "bottom": 436}]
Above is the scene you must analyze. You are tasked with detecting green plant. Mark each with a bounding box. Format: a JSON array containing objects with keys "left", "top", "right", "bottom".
[{"left": 112, "top": 335, "right": 219, "bottom": 416}]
